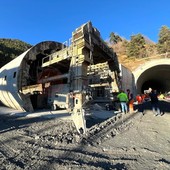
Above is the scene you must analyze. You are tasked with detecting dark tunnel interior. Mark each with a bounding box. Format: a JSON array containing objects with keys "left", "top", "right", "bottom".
[
  {"left": 136, "top": 65, "right": 170, "bottom": 94},
  {"left": 141, "top": 79, "right": 165, "bottom": 93}
]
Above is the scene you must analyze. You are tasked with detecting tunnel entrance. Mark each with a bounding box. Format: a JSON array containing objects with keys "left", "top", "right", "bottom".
[{"left": 136, "top": 64, "right": 170, "bottom": 94}]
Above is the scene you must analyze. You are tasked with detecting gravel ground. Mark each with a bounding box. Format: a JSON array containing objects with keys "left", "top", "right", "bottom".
[{"left": 0, "top": 101, "right": 170, "bottom": 170}]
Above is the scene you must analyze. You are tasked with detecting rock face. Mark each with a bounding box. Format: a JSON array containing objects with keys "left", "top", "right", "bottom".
[{"left": 0, "top": 101, "right": 170, "bottom": 170}]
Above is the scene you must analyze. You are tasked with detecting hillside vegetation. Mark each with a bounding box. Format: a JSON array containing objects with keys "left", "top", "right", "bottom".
[
  {"left": 0, "top": 38, "right": 32, "bottom": 68},
  {"left": 109, "top": 25, "right": 170, "bottom": 70}
]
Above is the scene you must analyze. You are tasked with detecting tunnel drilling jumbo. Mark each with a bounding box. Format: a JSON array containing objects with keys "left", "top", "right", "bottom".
[{"left": 0, "top": 21, "right": 121, "bottom": 133}]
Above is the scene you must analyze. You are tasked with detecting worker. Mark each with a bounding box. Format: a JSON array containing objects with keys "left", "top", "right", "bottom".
[
  {"left": 126, "top": 89, "right": 134, "bottom": 113},
  {"left": 117, "top": 90, "right": 128, "bottom": 114},
  {"left": 136, "top": 94, "right": 144, "bottom": 114}
]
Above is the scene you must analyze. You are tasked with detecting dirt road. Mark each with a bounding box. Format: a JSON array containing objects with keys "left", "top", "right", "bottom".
[{"left": 0, "top": 101, "right": 170, "bottom": 170}]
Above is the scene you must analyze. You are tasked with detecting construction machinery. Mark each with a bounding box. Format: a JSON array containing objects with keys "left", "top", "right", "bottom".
[{"left": 0, "top": 21, "right": 121, "bottom": 133}]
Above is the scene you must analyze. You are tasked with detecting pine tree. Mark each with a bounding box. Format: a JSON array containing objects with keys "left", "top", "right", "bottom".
[
  {"left": 157, "top": 25, "right": 170, "bottom": 53},
  {"left": 126, "top": 34, "right": 146, "bottom": 58},
  {"left": 109, "top": 32, "right": 122, "bottom": 44},
  {"left": 0, "top": 39, "right": 32, "bottom": 68}
]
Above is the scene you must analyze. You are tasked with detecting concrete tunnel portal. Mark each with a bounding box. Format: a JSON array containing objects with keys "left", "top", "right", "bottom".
[{"left": 134, "top": 63, "right": 170, "bottom": 94}]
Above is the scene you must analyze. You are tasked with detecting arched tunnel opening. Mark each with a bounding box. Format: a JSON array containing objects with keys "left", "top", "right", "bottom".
[{"left": 136, "top": 65, "right": 170, "bottom": 94}]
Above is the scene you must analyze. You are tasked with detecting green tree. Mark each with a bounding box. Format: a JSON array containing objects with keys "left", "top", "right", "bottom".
[
  {"left": 0, "top": 39, "right": 32, "bottom": 67},
  {"left": 109, "top": 32, "right": 122, "bottom": 44},
  {"left": 126, "top": 34, "right": 146, "bottom": 58},
  {"left": 157, "top": 25, "right": 170, "bottom": 53}
]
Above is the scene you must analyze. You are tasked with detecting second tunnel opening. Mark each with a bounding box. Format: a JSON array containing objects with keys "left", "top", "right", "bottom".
[{"left": 136, "top": 65, "right": 170, "bottom": 94}]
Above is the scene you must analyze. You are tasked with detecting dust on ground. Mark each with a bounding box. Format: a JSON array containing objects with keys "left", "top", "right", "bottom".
[{"left": 0, "top": 101, "right": 170, "bottom": 170}]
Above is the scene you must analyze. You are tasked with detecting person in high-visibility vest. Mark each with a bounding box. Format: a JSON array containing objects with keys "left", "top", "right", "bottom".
[
  {"left": 136, "top": 94, "right": 144, "bottom": 114},
  {"left": 127, "top": 89, "right": 134, "bottom": 113},
  {"left": 117, "top": 90, "right": 128, "bottom": 114}
]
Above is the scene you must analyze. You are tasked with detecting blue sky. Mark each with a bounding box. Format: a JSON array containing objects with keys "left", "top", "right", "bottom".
[{"left": 0, "top": 0, "right": 169, "bottom": 45}]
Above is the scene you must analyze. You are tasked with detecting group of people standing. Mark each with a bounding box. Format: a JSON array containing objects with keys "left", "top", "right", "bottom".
[
  {"left": 136, "top": 89, "right": 162, "bottom": 116},
  {"left": 116, "top": 88, "right": 162, "bottom": 116}
]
